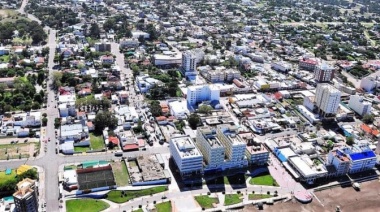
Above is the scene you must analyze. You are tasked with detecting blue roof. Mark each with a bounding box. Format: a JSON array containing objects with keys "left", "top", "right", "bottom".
[{"left": 349, "top": 151, "right": 376, "bottom": 161}]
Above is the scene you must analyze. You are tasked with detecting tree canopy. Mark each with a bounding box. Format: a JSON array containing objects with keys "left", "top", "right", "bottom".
[
  {"left": 94, "top": 110, "right": 118, "bottom": 132},
  {"left": 0, "top": 19, "right": 47, "bottom": 44}
]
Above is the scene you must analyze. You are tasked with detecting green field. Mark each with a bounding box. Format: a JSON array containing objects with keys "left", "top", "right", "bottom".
[
  {"left": 0, "top": 169, "right": 17, "bottom": 182},
  {"left": 132, "top": 209, "right": 143, "bottom": 212},
  {"left": 194, "top": 195, "right": 219, "bottom": 209},
  {"left": 106, "top": 186, "right": 167, "bottom": 203},
  {"left": 66, "top": 199, "right": 109, "bottom": 212},
  {"left": 112, "top": 161, "right": 129, "bottom": 186},
  {"left": 249, "top": 194, "right": 273, "bottom": 200},
  {"left": 249, "top": 174, "right": 279, "bottom": 186},
  {"left": 74, "top": 146, "right": 90, "bottom": 152},
  {"left": 90, "top": 133, "right": 105, "bottom": 150},
  {"left": 155, "top": 201, "right": 172, "bottom": 212},
  {"left": 224, "top": 194, "right": 243, "bottom": 206}
]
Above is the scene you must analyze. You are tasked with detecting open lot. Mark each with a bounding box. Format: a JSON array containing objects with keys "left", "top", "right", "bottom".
[
  {"left": 244, "top": 180, "right": 380, "bottom": 212},
  {"left": 66, "top": 199, "right": 109, "bottom": 212},
  {"left": 111, "top": 161, "right": 129, "bottom": 186},
  {"left": 155, "top": 201, "right": 172, "bottom": 212},
  {"left": 0, "top": 143, "right": 36, "bottom": 160},
  {"left": 224, "top": 194, "right": 243, "bottom": 206},
  {"left": 194, "top": 195, "right": 219, "bottom": 209},
  {"left": 249, "top": 174, "right": 279, "bottom": 186},
  {"left": 89, "top": 133, "right": 105, "bottom": 150},
  {"left": 106, "top": 186, "right": 167, "bottom": 203}
]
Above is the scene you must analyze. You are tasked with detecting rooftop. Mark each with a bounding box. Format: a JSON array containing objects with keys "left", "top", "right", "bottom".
[{"left": 172, "top": 136, "right": 202, "bottom": 158}]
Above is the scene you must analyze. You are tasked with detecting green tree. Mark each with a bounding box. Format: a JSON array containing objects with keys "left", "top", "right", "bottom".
[
  {"left": 197, "top": 105, "right": 212, "bottom": 114},
  {"left": 94, "top": 111, "right": 118, "bottom": 132},
  {"left": 346, "top": 136, "right": 354, "bottom": 146},
  {"left": 362, "top": 114, "right": 374, "bottom": 124},
  {"left": 149, "top": 100, "right": 162, "bottom": 117},
  {"left": 42, "top": 117, "right": 48, "bottom": 126},
  {"left": 31, "top": 102, "right": 41, "bottom": 110},
  {"left": 89, "top": 23, "right": 100, "bottom": 39},
  {"left": 188, "top": 113, "right": 201, "bottom": 129},
  {"left": 52, "top": 71, "right": 62, "bottom": 90}
]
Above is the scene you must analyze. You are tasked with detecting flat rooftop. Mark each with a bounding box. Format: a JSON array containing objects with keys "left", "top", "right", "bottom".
[{"left": 172, "top": 136, "right": 202, "bottom": 158}]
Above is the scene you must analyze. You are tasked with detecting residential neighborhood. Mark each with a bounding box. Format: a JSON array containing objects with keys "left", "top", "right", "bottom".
[{"left": 2, "top": 0, "right": 380, "bottom": 212}]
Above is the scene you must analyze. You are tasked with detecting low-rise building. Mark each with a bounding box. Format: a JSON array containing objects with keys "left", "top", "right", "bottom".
[{"left": 348, "top": 95, "right": 371, "bottom": 116}]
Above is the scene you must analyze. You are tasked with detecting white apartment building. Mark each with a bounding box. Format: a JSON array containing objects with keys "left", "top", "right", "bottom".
[
  {"left": 360, "top": 76, "right": 380, "bottom": 92},
  {"left": 348, "top": 95, "right": 372, "bottom": 116},
  {"left": 13, "top": 178, "right": 38, "bottom": 212},
  {"left": 170, "top": 136, "right": 204, "bottom": 176},
  {"left": 187, "top": 84, "right": 220, "bottom": 106},
  {"left": 216, "top": 125, "right": 248, "bottom": 169},
  {"left": 327, "top": 150, "right": 351, "bottom": 177},
  {"left": 182, "top": 50, "right": 197, "bottom": 73},
  {"left": 196, "top": 127, "right": 225, "bottom": 171},
  {"left": 315, "top": 83, "right": 341, "bottom": 116}
]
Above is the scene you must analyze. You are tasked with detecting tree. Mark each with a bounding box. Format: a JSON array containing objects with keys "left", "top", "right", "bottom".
[
  {"left": 149, "top": 101, "right": 162, "bottom": 117},
  {"left": 197, "top": 105, "right": 212, "bottom": 114},
  {"left": 362, "top": 114, "right": 374, "bottom": 124},
  {"left": 89, "top": 23, "right": 100, "bottom": 39},
  {"left": 188, "top": 114, "right": 201, "bottom": 129},
  {"left": 31, "top": 102, "right": 41, "bottom": 110},
  {"left": 94, "top": 111, "right": 118, "bottom": 132},
  {"left": 42, "top": 117, "right": 48, "bottom": 126},
  {"left": 346, "top": 136, "right": 354, "bottom": 146},
  {"left": 52, "top": 71, "right": 62, "bottom": 90}
]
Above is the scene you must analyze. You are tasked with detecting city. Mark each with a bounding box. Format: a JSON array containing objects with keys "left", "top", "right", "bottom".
[{"left": 1, "top": 0, "right": 380, "bottom": 212}]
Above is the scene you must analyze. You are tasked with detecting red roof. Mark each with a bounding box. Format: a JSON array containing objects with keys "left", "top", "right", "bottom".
[
  {"left": 109, "top": 136, "right": 119, "bottom": 145},
  {"left": 123, "top": 143, "right": 139, "bottom": 150}
]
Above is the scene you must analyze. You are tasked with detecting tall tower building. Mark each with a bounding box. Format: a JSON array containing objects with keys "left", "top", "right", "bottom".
[
  {"left": 315, "top": 83, "right": 341, "bottom": 117},
  {"left": 13, "top": 178, "right": 38, "bottom": 212},
  {"left": 182, "top": 51, "right": 197, "bottom": 73},
  {"left": 314, "top": 63, "right": 335, "bottom": 82}
]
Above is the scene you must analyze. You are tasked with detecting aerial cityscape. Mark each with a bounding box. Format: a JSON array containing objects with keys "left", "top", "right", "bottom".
[{"left": 1, "top": 0, "right": 380, "bottom": 211}]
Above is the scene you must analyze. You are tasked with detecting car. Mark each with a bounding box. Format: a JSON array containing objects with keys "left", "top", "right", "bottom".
[
  {"left": 161, "top": 196, "right": 167, "bottom": 199},
  {"left": 114, "top": 152, "right": 123, "bottom": 157}
]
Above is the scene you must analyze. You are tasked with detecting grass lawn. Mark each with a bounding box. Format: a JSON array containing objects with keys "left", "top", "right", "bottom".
[
  {"left": 64, "top": 165, "right": 77, "bottom": 170},
  {"left": 74, "top": 146, "right": 91, "bottom": 152},
  {"left": 111, "top": 161, "right": 130, "bottom": 186},
  {"left": 0, "top": 55, "right": 10, "bottom": 62},
  {"left": 132, "top": 209, "right": 143, "bottom": 212},
  {"left": 0, "top": 169, "right": 17, "bottom": 182},
  {"left": 155, "top": 201, "right": 172, "bottom": 212},
  {"left": 249, "top": 174, "right": 279, "bottom": 186},
  {"left": 249, "top": 194, "right": 273, "bottom": 200},
  {"left": 224, "top": 194, "right": 243, "bottom": 206},
  {"left": 66, "top": 199, "right": 109, "bottom": 212},
  {"left": 90, "top": 133, "right": 105, "bottom": 150},
  {"left": 223, "top": 174, "right": 247, "bottom": 185},
  {"left": 106, "top": 186, "right": 167, "bottom": 203},
  {"left": 194, "top": 195, "right": 219, "bottom": 209}
]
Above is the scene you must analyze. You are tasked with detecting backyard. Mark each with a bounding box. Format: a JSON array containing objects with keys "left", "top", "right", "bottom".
[
  {"left": 90, "top": 133, "right": 105, "bottom": 150},
  {"left": 106, "top": 186, "right": 167, "bottom": 203},
  {"left": 74, "top": 146, "right": 90, "bottom": 152},
  {"left": 111, "top": 161, "right": 129, "bottom": 186},
  {"left": 224, "top": 194, "right": 243, "bottom": 206},
  {"left": 155, "top": 201, "right": 172, "bottom": 212},
  {"left": 249, "top": 174, "right": 279, "bottom": 186},
  {"left": 0, "top": 143, "right": 36, "bottom": 160},
  {"left": 194, "top": 195, "right": 219, "bottom": 209},
  {"left": 66, "top": 199, "right": 109, "bottom": 212}
]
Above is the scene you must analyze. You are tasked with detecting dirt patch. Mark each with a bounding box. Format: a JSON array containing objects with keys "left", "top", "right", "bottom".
[
  {"left": 0, "top": 143, "right": 35, "bottom": 160},
  {"left": 243, "top": 180, "right": 380, "bottom": 212}
]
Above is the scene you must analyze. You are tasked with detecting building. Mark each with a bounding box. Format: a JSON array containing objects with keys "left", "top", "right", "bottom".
[
  {"left": 327, "top": 149, "right": 351, "bottom": 177},
  {"left": 314, "top": 63, "right": 335, "bottom": 82},
  {"left": 299, "top": 58, "right": 318, "bottom": 71},
  {"left": 94, "top": 42, "right": 111, "bottom": 52},
  {"left": 169, "top": 136, "right": 203, "bottom": 177},
  {"left": 187, "top": 84, "right": 220, "bottom": 106},
  {"left": 360, "top": 76, "right": 380, "bottom": 92},
  {"left": 348, "top": 95, "right": 371, "bottom": 116},
  {"left": 168, "top": 101, "right": 189, "bottom": 119},
  {"left": 182, "top": 51, "right": 197, "bottom": 73},
  {"left": 13, "top": 178, "right": 38, "bottom": 212},
  {"left": 196, "top": 127, "right": 225, "bottom": 171},
  {"left": 287, "top": 155, "right": 328, "bottom": 184},
  {"left": 119, "top": 38, "right": 139, "bottom": 48},
  {"left": 315, "top": 83, "right": 341, "bottom": 117},
  {"left": 328, "top": 144, "right": 377, "bottom": 174},
  {"left": 239, "top": 132, "right": 269, "bottom": 165},
  {"left": 153, "top": 52, "right": 182, "bottom": 67},
  {"left": 271, "top": 61, "right": 291, "bottom": 72},
  {"left": 216, "top": 125, "right": 248, "bottom": 169}
]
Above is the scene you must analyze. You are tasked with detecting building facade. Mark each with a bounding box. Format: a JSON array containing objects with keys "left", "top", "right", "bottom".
[
  {"left": 348, "top": 95, "right": 371, "bottom": 116},
  {"left": 186, "top": 85, "right": 220, "bottom": 106},
  {"left": 196, "top": 127, "right": 225, "bottom": 171},
  {"left": 314, "top": 64, "right": 335, "bottom": 82},
  {"left": 315, "top": 83, "right": 341, "bottom": 116},
  {"left": 13, "top": 178, "right": 38, "bottom": 212},
  {"left": 216, "top": 125, "right": 248, "bottom": 169},
  {"left": 169, "top": 136, "right": 203, "bottom": 177}
]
